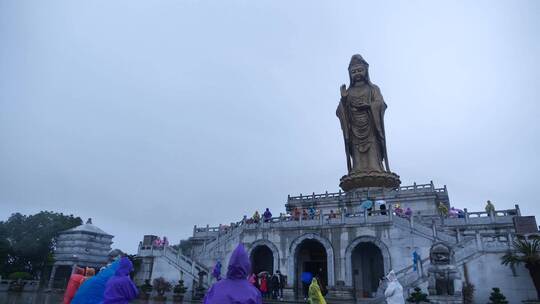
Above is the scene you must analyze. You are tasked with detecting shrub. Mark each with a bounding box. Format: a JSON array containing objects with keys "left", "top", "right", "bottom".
[
  {"left": 406, "top": 287, "right": 430, "bottom": 303},
  {"left": 152, "top": 277, "right": 172, "bottom": 296},
  {"left": 173, "top": 280, "right": 186, "bottom": 294},
  {"left": 8, "top": 272, "right": 32, "bottom": 280},
  {"left": 140, "top": 279, "right": 153, "bottom": 293},
  {"left": 487, "top": 287, "right": 508, "bottom": 304}
]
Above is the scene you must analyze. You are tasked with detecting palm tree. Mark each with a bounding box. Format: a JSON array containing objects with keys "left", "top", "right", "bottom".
[{"left": 501, "top": 238, "right": 540, "bottom": 300}]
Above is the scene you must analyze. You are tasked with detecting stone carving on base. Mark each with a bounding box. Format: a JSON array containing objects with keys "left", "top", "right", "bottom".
[
  {"left": 337, "top": 54, "right": 400, "bottom": 191},
  {"left": 427, "top": 243, "right": 462, "bottom": 303}
]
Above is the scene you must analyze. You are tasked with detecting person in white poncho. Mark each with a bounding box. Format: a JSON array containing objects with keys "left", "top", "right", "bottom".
[{"left": 384, "top": 270, "right": 404, "bottom": 304}]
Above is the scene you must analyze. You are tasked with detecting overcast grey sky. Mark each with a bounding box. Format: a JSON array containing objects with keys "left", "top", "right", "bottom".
[{"left": 1, "top": 0, "right": 539, "bottom": 253}]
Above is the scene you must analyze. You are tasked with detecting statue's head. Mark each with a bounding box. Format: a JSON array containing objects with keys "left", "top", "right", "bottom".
[
  {"left": 430, "top": 243, "right": 452, "bottom": 265},
  {"left": 348, "top": 54, "right": 370, "bottom": 86}
]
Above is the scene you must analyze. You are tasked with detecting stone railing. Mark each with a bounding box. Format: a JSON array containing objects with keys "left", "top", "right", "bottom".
[
  {"left": 194, "top": 209, "right": 396, "bottom": 238},
  {"left": 0, "top": 279, "right": 40, "bottom": 292},
  {"left": 287, "top": 181, "right": 447, "bottom": 203},
  {"left": 192, "top": 205, "right": 522, "bottom": 249},
  {"left": 193, "top": 225, "right": 221, "bottom": 238},
  {"left": 414, "top": 205, "right": 520, "bottom": 227}
]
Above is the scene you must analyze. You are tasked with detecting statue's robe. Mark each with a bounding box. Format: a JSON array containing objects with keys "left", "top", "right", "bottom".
[{"left": 337, "top": 84, "right": 387, "bottom": 172}]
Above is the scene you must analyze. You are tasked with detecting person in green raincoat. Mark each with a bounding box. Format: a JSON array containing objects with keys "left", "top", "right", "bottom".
[{"left": 308, "top": 278, "right": 326, "bottom": 304}]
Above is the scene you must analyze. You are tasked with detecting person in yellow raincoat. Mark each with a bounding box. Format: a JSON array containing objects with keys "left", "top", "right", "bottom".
[{"left": 308, "top": 278, "right": 327, "bottom": 304}]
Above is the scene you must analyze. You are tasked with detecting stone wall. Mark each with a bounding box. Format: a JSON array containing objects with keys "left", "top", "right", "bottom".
[{"left": 464, "top": 253, "right": 537, "bottom": 303}]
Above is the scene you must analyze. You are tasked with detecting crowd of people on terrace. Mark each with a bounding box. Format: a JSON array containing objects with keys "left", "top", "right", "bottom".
[
  {"left": 209, "top": 199, "right": 506, "bottom": 236},
  {"left": 151, "top": 236, "right": 169, "bottom": 248}
]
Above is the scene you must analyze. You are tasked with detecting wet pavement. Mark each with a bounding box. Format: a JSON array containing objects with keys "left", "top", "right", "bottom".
[{"left": 0, "top": 292, "right": 204, "bottom": 304}]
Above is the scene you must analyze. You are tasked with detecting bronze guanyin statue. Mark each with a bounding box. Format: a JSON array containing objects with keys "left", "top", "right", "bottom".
[{"left": 337, "top": 54, "right": 400, "bottom": 191}]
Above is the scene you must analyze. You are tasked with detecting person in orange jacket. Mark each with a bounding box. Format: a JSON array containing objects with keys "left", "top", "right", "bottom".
[
  {"left": 82, "top": 267, "right": 95, "bottom": 283},
  {"left": 63, "top": 266, "right": 86, "bottom": 304}
]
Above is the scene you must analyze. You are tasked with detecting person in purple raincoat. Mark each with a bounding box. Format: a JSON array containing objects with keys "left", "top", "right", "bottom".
[
  {"left": 103, "top": 257, "right": 138, "bottom": 304},
  {"left": 212, "top": 261, "right": 222, "bottom": 281},
  {"left": 204, "top": 244, "right": 262, "bottom": 304}
]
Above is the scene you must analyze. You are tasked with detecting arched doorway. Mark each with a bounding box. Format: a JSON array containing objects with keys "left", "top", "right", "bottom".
[
  {"left": 250, "top": 245, "right": 274, "bottom": 275},
  {"left": 351, "top": 242, "right": 384, "bottom": 299},
  {"left": 295, "top": 239, "right": 327, "bottom": 298}
]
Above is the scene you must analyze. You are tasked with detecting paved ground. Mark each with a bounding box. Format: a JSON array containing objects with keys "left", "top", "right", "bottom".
[{"left": 0, "top": 291, "right": 322, "bottom": 304}]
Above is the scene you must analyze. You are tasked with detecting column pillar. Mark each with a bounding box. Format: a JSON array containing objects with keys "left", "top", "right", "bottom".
[{"left": 47, "top": 264, "right": 58, "bottom": 290}]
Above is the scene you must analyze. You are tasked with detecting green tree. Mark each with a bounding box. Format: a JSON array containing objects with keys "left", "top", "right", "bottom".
[
  {"left": 501, "top": 238, "right": 540, "bottom": 300},
  {"left": 487, "top": 287, "right": 508, "bottom": 304},
  {"left": 0, "top": 211, "right": 82, "bottom": 277},
  {"left": 0, "top": 223, "right": 10, "bottom": 275}
]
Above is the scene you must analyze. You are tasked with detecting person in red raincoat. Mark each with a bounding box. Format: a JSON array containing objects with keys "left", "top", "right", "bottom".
[
  {"left": 259, "top": 274, "right": 268, "bottom": 298},
  {"left": 63, "top": 266, "right": 86, "bottom": 304}
]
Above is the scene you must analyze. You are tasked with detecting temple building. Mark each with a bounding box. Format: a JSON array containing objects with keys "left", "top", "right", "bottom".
[
  {"left": 48, "top": 218, "right": 113, "bottom": 289},
  {"left": 134, "top": 55, "right": 539, "bottom": 303}
]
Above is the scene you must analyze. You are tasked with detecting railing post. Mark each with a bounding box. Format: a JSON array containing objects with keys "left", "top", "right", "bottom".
[
  {"left": 464, "top": 208, "right": 469, "bottom": 224},
  {"left": 489, "top": 210, "right": 495, "bottom": 223},
  {"left": 388, "top": 204, "right": 393, "bottom": 221},
  {"left": 507, "top": 229, "right": 513, "bottom": 249},
  {"left": 475, "top": 230, "right": 482, "bottom": 250},
  {"left": 515, "top": 204, "right": 521, "bottom": 216},
  {"left": 431, "top": 219, "right": 437, "bottom": 239},
  {"left": 456, "top": 228, "right": 461, "bottom": 243},
  {"left": 413, "top": 182, "right": 417, "bottom": 192},
  {"left": 363, "top": 210, "right": 368, "bottom": 223},
  {"left": 193, "top": 225, "right": 197, "bottom": 236},
  {"left": 341, "top": 209, "right": 345, "bottom": 224},
  {"left": 430, "top": 180, "right": 434, "bottom": 190},
  {"left": 409, "top": 215, "right": 414, "bottom": 229}
]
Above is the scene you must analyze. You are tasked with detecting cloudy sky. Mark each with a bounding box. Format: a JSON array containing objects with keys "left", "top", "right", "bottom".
[{"left": 1, "top": 0, "right": 539, "bottom": 253}]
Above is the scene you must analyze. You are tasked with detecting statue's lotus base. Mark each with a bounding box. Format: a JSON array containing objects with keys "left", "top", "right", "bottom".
[{"left": 339, "top": 171, "right": 401, "bottom": 191}]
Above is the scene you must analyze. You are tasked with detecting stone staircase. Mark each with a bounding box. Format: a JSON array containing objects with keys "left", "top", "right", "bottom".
[{"left": 137, "top": 245, "right": 210, "bottom": 288}]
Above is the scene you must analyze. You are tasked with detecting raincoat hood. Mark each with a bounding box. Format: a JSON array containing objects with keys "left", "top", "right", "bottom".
[
  {"left": 115, "top": 257, "right": 133, "bottom": 276},
  {"left": 384, "top": 270, "right": 404, "bottom": 304},
  {"left": 308, "top": 278, "right": 327, "bottom": 304},
  {"left": 203, "top": 244, "right": 262, "bottom": 304},
  {"left": 85, "top": 267, "right": 95, "bottom": 277},
  {"left": 103, "top": 257, "right": 138, "bottom": 303},
  {"left": 74, "top": 267, "right": 85, "bottom": 275},
  {"left": 226, "top": 244, "right": 251, "bottom": 280},
  {"left": 386, "top": 270, "right": 397, "bottom": 282}
]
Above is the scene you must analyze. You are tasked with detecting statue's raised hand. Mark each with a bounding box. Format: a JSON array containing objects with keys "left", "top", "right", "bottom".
[{"left": 340, "top": 84, "right": 348, "bottom": 98}]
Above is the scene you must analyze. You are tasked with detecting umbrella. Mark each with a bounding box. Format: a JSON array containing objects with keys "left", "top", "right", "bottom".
[
  {"left": 360, "top": 200, "right": 373, "bottom": 209},
  {"left": 258, "top": 271, "right": 269, "bottom": 277}
]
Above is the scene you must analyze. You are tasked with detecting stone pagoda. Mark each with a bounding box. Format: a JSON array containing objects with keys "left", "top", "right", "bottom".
[{"left": 47, "top": 218, "right": 113, "bottom": 289}]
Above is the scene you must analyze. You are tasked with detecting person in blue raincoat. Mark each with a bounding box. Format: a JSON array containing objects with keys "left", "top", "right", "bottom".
[{"left": 71, "top": 260, "right": 120, "bottom": 304}]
